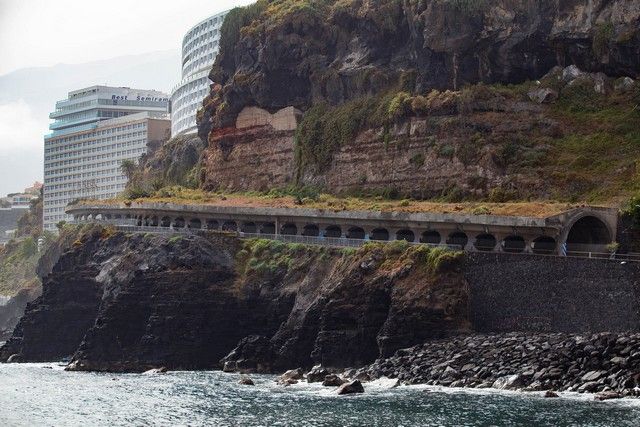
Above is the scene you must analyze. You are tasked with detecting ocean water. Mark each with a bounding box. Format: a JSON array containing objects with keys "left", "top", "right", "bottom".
[{"left": 0, "top": 364, "right": 639, "bottom": 426}]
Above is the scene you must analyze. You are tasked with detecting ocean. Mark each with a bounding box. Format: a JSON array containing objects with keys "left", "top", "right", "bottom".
[{"left": 0, "top": 364, "right": 639, "bottom": 426}]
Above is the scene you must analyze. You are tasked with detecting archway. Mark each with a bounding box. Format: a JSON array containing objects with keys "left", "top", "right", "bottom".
[
  {"left": 302, "top": 224, "right": 320, "bottom": 237},
  {"left": 421, "top": 230, "right": 441, "bottom": 245},
  {"left": 447, "top": 231, "right": 468, "bottom": 249},
  {"left": 503, "top": 235, "right": 526, "bottom": 253},
  {"left": 222, "top": 221, "right": 237, "bottom": 232},
  {"left": 347, "top": 227, "right": 365, "bottom": 240},
  {"left": 260, "top": 222, "right": 276, "bottom": 235},
  {"left": 173, "top": 217, "right": 185, "bottom": 228},
  {"left": 566, "top": 216, "right": 611, "bottom": 248},
  {"left": 532, "top": 236, "right": 556, "bottom": 255},
  {"left": 324, "top": 225, "right": 342, "bottom": 238},
  {"left": 206, "top": 219, "right": 219, "bottom": 230},
  {"left": 370, "top": 228, "right": 390, "bottom": 241},
  {"left": 150, "top": 216, "right": 159, "bottom": 227},
  {"left": 396, "top": 229, "right": 415, "bottom": 242},
  {"left": 281, "top": 223, "right": 298, "bottom": 236},
  {"left": 474, "top": 233, "right": 497, "bottom": 252},
  {"left": 188, "top": 218, "right": 202, "bottom": 229},
  {"left": 161, "top": 217, "right": 171, "bottom": 228},
  {"left": 241, "top": 222, "right": 257, "bottom": 233}
]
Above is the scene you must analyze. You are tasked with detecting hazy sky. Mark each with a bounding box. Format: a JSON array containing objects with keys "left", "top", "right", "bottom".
[
  {"left": 0, "top": 0, "right": 255, "bottom": 196},
  {"left": 0, "top": 0, "right": 255, "bottom": 75}
]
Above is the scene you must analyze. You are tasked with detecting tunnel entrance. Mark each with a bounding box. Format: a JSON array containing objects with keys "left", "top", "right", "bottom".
[
  {"left": 173, "top": 217, "right": 185, "bottom": 228},
  {"left": 161, "top": 217, "right": 171, "bottom": 227},
  {"left": 566, "top": 216, "right": 611, "bottom": 250},
  {"left": 447, "top": 232, "right": 468, "bottom": 249},
  {"left": 474, "top": 234, "right": 497, "bottom": 252},
  {"left": 241, "top": 222, "right": 257, "bottom": 233},
  {"left": 370, "top": 228, "right": 390, "bottom": 241},
  {"left": 421, "top": 231, "right": 441, "bottom": 245},
  {"left": 396, "top": 230, "right": 415, "bottom": 242},
  {"left": 347, "top": 227, "right": 366, "bottom": 240},
  {"left": 206, "top": 219, "right": 219, "bottom": 230},
  {"left": 260, "top": 222, "right": 276, "bottom": 234},
  {"left": 503, "top": 235, "right": 526, "bottom": 253},
  {"left": 189, "top": 218, "right": 202, "bottom": 229},
  {"left": 222, "top": 221, "right": 237, "bottom": 232},
  {"left": 281, "top": 223, "right": 298, "bottom": 235},
  {"left": 303, "top": 224, "right": 320, "bottom": 237},
  {"left": 532, "top": 236, "right": 556, "bottom": 255},
  {"left": 324, "top": 225, "right": 342, "bottom": 238}
]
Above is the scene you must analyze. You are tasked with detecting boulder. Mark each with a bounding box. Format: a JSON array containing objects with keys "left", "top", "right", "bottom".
[
  {"left": 337, "top": 380, "right": 365, "bottom": 395},
  {"left": 323, "top": 374, "right": 347, "bottom": 387},
  {"left": 6, "top": 354, "right": 22, "bottom": 363},
  {"left": 143, "top": 367, "right": 168, "bottom": 374},
  {"left": 239, "top": 376, "right": 255, "bottom": 386},
  {"left": 277, "top": 368, "right": 304, "bottom": 385},
  {"left": 307, "top": 365, "right": 330, "bottom": 383},
  {"left": 528, "top": 88, "right": 558, "bottom": 104},
  {"left": 594, "top": 391, "right": 622, "bottom": 401},
  {"left": 562, "top": 65, "right": 585, "bottom": 83},
  {"left": 614, "top": 77, "right": 635, "bottom": 92},
  {"left": 544, "top": 391, "right": 559, "bottom": 398},
  {"left": 492, "top": 374, "right": 524, "bottom": 390}
]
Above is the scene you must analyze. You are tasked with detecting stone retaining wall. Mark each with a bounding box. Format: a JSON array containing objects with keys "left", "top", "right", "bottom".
[{"left": 466, "top": 253, "right": 640, "bottom": 333}]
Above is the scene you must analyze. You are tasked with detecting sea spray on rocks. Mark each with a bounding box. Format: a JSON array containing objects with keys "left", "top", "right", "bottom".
[{"left": 355, "top": 332, "right": 640, "bottom": 397}]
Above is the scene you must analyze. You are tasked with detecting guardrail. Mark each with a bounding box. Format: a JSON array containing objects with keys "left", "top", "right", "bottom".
[{"left": 79, "top": 221, "right": 640, "bottom": 263}]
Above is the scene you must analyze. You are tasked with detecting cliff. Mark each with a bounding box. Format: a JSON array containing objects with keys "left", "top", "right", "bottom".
[
  {"left": 0, "top": 228, "right": 469, "bottom": 371},
  {"left": 197, "top": 0, "right": 640, "bottom": 202}
]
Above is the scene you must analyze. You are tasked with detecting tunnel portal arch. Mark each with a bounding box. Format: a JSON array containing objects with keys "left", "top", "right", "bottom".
[
  {"left": 566, "top": 216, "right": 611, "bottom": 247},
  {"left": 474, "top": 234, "right": 497, "bottom": 252},
  {"left": 447, "top": 231, "right": 468, "bottom": 249}
]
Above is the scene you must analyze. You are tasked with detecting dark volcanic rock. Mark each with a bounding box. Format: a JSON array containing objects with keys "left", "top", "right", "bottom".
[
  {"left": 337, "top": 380, "right": 365, "bottom": 395},
  {"left": 201, "top": 0, "right": 640, "bottom": 136},
  {"left": 358, "top": 332, "right": 640, "bottom": 396}
]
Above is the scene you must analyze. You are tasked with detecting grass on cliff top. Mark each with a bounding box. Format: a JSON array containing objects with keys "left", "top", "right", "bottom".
[{"left": 76, "top": 185, "right": 578, "bottom": 218}]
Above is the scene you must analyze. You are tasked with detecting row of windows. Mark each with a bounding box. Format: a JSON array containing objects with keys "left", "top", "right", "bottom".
[
  {"left": 172, "top": 85, "right": 208, "bottom": 114},
  {"left": 46, "top": 138, "right": 146, "bottom": 163},
  {"left": 45, "top": 148, "right": 145, "bottom": 176},
  {"left": 45, "top": 122, "right": 147, "bottom": 148},
  {"left": 46, "top": 174, "right": 126, "bottom": 192},
  {"left": 183, "top": 49, "right": 218, "bottom": 78},
  {"left": 45, "top": 182, "right": 127, "bottom": 204}
]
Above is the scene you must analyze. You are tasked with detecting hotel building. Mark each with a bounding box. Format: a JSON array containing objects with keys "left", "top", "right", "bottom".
[
  {"left": 43, "top": 86, "right": 170, "bottom": 231},
  {"left": 171, "top": 10, "right": 229, "bottom": 137}
]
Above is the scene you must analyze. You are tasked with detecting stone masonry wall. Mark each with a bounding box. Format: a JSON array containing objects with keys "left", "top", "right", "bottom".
[{"left": 465, "top": 253, "right": 640, "bottom": 333}]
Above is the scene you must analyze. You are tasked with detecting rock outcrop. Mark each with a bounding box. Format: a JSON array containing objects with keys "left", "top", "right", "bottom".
[
  {"left": 196, "top": 0, "right": 640, "bottom": 201},
  {"left": 0, "top": 229, "right": 469, "bottom": 372}
]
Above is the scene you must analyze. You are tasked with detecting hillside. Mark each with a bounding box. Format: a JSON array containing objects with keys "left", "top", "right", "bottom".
[{"left": 191, "top": 0, "right": 639, "bottom": 205}]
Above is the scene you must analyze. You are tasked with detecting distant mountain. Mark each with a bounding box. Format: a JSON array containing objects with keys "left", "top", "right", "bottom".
[
  {"left": 0, "top": 49, "right": 181, "bottom": 197},
  {"left": 0, "top": 49, "right": 181, "bottom": 124}
]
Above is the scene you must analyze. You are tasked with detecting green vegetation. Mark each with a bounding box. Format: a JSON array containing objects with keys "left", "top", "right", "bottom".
[
  {"left": 623, "top": 196, "right": 640, "bottom": 229},
  {"left": 593, "top": 23, "right": 615, "bottom": 57},
  {"left": 236, "top": 238, "right": 326, "bottom": 277}
]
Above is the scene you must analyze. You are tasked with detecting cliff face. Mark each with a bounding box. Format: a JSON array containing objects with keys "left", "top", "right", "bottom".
[
  {"left": 0, "top": 229, "right": 469, "bottom": 371},
  {"left": 202, "top": 0, "right": 639, "bottom": 133},
  {"left": 197, "top": 0, "right": 640, "bottom": 201}
]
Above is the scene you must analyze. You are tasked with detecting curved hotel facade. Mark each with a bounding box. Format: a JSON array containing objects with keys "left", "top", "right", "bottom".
[{"left": 171, "top": 10, "right": 229, "bottom": 137}]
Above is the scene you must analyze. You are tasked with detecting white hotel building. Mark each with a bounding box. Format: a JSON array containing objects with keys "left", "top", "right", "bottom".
[
  {"left": 43, "top": 86, "right": 170, "bottom": 231},
  {"left": 171, "top": 10, "right": 229, "bottom": 137}
]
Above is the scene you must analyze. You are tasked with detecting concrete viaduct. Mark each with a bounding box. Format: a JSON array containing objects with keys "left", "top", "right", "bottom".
[{"left": 66, "top": 203, "right": 619, "bottom": 256}]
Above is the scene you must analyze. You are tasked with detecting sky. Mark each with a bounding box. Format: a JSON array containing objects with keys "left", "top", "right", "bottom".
[{"left": 0, "top": 0, "right": 255, "bottom": 196}]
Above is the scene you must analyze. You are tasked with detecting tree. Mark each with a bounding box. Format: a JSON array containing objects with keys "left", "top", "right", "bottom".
[{"left": 120, "top": 159, "right": 137, "bottom": 180}]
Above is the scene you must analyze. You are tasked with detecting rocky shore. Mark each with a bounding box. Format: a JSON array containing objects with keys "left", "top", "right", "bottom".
[{"left": 352, "top": 332, "right": 640, "bottom": 399}]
